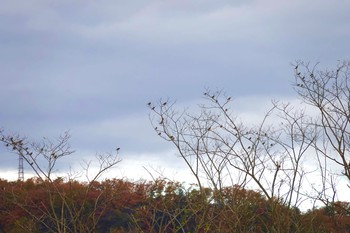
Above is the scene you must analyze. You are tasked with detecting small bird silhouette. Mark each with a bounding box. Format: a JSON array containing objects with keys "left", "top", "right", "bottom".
[
  {"left": 147, "top": 102, "right": 151, "bottom": 106},
  {"left": 116, "top": 148, "right": 120, "bottom": 151}
]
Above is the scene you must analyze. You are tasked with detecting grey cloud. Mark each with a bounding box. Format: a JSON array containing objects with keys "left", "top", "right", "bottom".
[{"left": 0, "top": 0, "right": 349, "bottom": 179}]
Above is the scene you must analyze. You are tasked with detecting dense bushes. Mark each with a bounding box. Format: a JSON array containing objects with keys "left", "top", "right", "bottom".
[{"left": 1, "top": 178, "right": 349, "bottom": 233}]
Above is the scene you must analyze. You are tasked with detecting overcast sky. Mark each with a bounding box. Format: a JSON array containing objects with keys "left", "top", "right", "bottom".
[{"left": 1, "top": 0, "right": 350, "bottom": 181}]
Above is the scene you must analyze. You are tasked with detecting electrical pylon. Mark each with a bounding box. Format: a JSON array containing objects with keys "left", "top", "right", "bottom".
[{"left": 18, "top": 155, "right": 24, "bottom": 181}]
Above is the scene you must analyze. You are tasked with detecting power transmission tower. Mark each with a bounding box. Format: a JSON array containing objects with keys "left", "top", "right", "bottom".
[{"left": 18, "top": 155, "right": 24, "bottom": 181}]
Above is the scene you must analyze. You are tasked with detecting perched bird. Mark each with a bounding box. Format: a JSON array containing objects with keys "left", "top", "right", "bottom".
[
  {"left": 116, "top": 148, "right": 120, "bottom": 151},
  {"left": 276, "top": 162, "right": 281, "bottom": 169}
]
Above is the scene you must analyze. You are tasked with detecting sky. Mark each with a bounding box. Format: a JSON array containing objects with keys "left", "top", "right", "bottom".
[{"left": 1, "top": 0, "right": 350, "bottom": 184}]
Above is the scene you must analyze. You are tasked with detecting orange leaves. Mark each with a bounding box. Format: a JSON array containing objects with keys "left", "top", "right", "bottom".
[{"left": 1, "top": 178, "right": 350, "bottom": 232}]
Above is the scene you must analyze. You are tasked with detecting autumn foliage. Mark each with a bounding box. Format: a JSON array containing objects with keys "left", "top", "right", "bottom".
[{"left": 0, "top": 178, "right": 349, "bottom": 233}]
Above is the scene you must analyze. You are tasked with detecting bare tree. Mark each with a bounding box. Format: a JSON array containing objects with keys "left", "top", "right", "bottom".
[
  {"left": 0, "top": 130, "right": 122, "bottom": 233},
  {"left": 148, "top": 91, "right": 325, "bottom": 232},
  {"left": 148, "top": 90, "right": 313, "bottom": 211},
  {"left": 0, "top": 131, "right": 73, "bottom": 181},
  {"left": 293, "top": 60, "right": 350, "bottom": 211}
]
